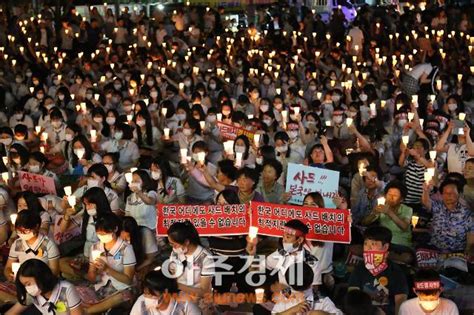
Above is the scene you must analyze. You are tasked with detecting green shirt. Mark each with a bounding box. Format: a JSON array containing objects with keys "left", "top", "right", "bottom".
[{"left": 379, "top": 204, "right": 413, "bottom": 248}]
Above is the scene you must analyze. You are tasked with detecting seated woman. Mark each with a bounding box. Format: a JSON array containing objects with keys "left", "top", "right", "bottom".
[
  {"left": 256, "top": 159, "right": 288, "bottom": 204},
  {"left": 362, "top": 180, "right": 414, "bottom": 264},
  {"left": 150, "top": 158, "right": 186, "bottom": 204},
  {"left": 1, "top": 211, "right": 60, "bottom": 304},
  {"left": 125, "top": 170, "right": 158, "bottom": 232},
  {"left": 82, "top": 213, "right": 136, "bottom": 313},
  {"left": 27, "top": 151, "right": 62, "bottom": 195},
  {"left": 5, "top": 259, "right": 82, "bottom": 315},
  {"left": 130, "top": 269, "right": 201, "bottom": 315},
  {"left": 120, "top": 216, "right": 158, "bottom": 278}
]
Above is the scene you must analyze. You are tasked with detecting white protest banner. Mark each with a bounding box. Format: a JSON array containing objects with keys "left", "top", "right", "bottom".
[{"left": 285, "top": 163, "right": 339, "bottom": 208}]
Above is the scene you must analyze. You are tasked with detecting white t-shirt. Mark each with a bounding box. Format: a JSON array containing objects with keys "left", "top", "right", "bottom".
[
  {"left": 9, "top": 234, "right": 60, "bottom": 264},
  {"left": 125, "top": 191, "right": 158, "bottom": 230},
  {"left": 168, "top": 245, "right": 215, "bottom": 288},
  {"left": 101, "top": 139, "right": 140, "bottom": 170},
  {"left": 399, "top": 297, "right": 459, "bottom": 315},
  {"left": 131, "top": 296, "right": 201, "bottom": 315},
  {"left": 141, "top": 227, "right": 159, "bottom": 255},
  {"left": 409, "top": 63, "right": 433, "bottom": 80},
  {"left": 32, "top": 280, "right": 82, "bottom": 315},
  {"left": 265, "top": 249, "right": 322, "bottom": 286},
  {"left": 89, "top": 238, "right": 136, "bottom": 291},
  {"left": 272, "top": 288, "right": 342, "bottom": 315}
]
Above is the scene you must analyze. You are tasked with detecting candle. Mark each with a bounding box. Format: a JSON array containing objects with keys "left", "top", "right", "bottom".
[
  {"left": 325, "top": 120, "right": 331, "bottom": 127},
  {"left": 35, "top": 126, "right": 41, "bottom": 134},
  {"left": 91, "top": 249, "right": 102, "bottom": 261},
  {"left": 281, "top": 110, "right": 288, "bottom": 123},
  {"left": 163, "top": 128, "right": 170, "bottom": 139},
  {"left": 2, "top": 156, "right": 7, "bottom": 166},
  {"left": 161, "top": 107, "right": 168, "bottom": 117},
  {"left": 255, "top": 288, "right": 265, "bottom": 304},
  {"left": 224, "top": 141, "right": 234, "bottom": 155},
  {"left": 346, "top": 118, "right": 353, "bottom": 126},
  {"left": 197, "top": 152, "right": 206, "bottom": 165},
  {"left": 2, "top": 172, "right": 8, "bottom": 181},
  {"left": 370, "top": 103, "right": 376, "bottom": 116},
  {"left": 199, "top": 121, "right": 206, "bottom": 130},
  {"left": 436, "top": 80, "right": 442, "bottom": 90},
  {"left": 235, "top": 152, "right": 243, "bottom": 167},
  {"left": 90, "top": 130, "right": 97, "bottom": 142},
  {"left": 217, "top": 113, "right": 222, "bottom": 121},
  {"left": 294, "top": 107, "right": 300, "bottom": 116},
  {"left": 411, "top": 215, "right": 419, "bottom": 228},
  {"left": 67, "top": 196, "right": 76, "bottom": 207},
  {"left": 459, "top": 112, "right": 466, "bottom": 121},
  {"left": 402, "top": 136, "right": 409, "bottom": 145},
  {"left": 377, "top": 197, "right": 385, "bottom": 206},
  {"left": 180, "top": 148, "right": 188, "bottom": 164},
  {"left": 12, "top": 262, "right": 20, "bottom": 278},
  {"left": 127, "top": 114, "right": 133, "bottom": 122},
  {"left": 429, "top": 150, "right": 436, "bottom": 161},
  {"left": 248, "top": 226, "right": 259, "bottom": 240},
  {"left": 254, "top": 134, "right": 261, "bottom": 147},
  {"left": 125, "top": 172, "right": 133, "bottom": 184},
  {"left": 41, "top": 132, "right": 48, "bottom": 142},
  {"left": 64, "top": 186, "right": 72, "bottom": 196},
  {"left": 407, "top": 112, "right": 415, "bottom": 122},
  {"left": 10, "top": 213, "right": 17, "bottom": 224}
]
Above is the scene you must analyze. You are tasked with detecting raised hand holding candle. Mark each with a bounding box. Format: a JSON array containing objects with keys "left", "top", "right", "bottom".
[
  {"left": 377, "top": 197, "right": 385, "bottom": 206},
  {"left": 163, "top": 128, "right": 170, "bottom": 140},
  {"left": 67, "top": 196, "right": 76, "bottom": 207},
  {"left": 125, "top": 172, "right": 133, "bottom": 184},
  {"left": 235, "top": 152, "right": 243, "bottom": 167},
  {"left": 12, "top": 262, "right": 20, "bottom": 278},
  {"left": 402, "top": 135, "right": 409, "bottom": 145},
  {"left": 248, "top": 226, "right": 258, "bottom": 240},
  {"left": 10, "top": 214, "right": 17, "bottom": 225},
  {"left": 64, "top": 186, "right": 72, "bottom": 196},
  {"left": 411, "top": 215, "right": 419, "bottom": 228},
  {"left": 180, "top": 148, "right": 188, "bottom": 164}
]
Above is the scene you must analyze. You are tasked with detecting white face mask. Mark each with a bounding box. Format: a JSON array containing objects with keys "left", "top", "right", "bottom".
[
  {"left": 74, "top": 148, "right": 85, "bottom": 159},
  {"left": 333, "top": 116, "right": 343, "bottom": 124},
  {"left": 282, "top": 241, "right": 298, "bottom": 253},
  {"left": 58, "top": 95, "right": 65, "bottom": 101},
  {"left": 397, "top": 119, "right": 407, "bottom": 128},
  {"left": 97, "top": 233, "right": 114, "bottom": 244},
  {"left": 206, "top": 115, "right": 216, "bottom": 123},
  {"left": 14, "top": 113, "right": 23, "bottom": 120},
  {"left": 87, "top": 207, "right": 97, "bottom": 216},
  {"left": 260, "top": 104, "right": 269, "bottom": 113},
  {"left": 0, "top": 138, "right": 12, "bottom": 146},
  {"left": 360, "top": 94, "right": 368, "bottom": 102},
  {"left": 25, "top": 284, "right": 41, "bottom": 297},
  {"left": 65, "top": 134, "right": 74, "bottom": 142},
  {"left": 52, "top": 121, "right": 62, "bottom": 129},
  {"left": 263, "top": 119, "right": 272, "bottom": 126},
  {"left": 136, "top": 119, "right": 146, "bottom": 127},
  {"left": 18, "top": 232, "right": 35, "bottom": 241},
  {"left": 129, "top": 182, "right": 142, "bottom": 191},
  {"left": 106, "top": 117, "right": 116, "bottom": 125},
  {"left": 105, "top": 164, "right": 114, "bottom": 173},
  {"left": 28, "top": 165, "right": 41, "bottom": 174},
  {"left": 150, "top": 91, "right": 158, "bottom": 98},
  {"left": 288, "top": 131, "right": 298, "bottom": 140},
  {"left": 114, "top": 132, "right": 123, "bottom": 140},
  {"left": 276, "top": 145, "right": 288, "bottom": 153},
  {"left": 176, "top": 114, "right": 186, "bottom": 121},
  {"left": 448, "top": 103, "right": 457, "bottom": 112},
  {"left": 144, "top": 296, "right": 160, "bottom": 310},
  {"left": 256, "top": 157, "right": 263, "bottom": 165},
  {"left": 418, "top": 298, "right": 440, "bottom": 312},
  {"left": 147, "top": 80, "right": 155, "bottom": 87},
  {"left": 183, "top": 128, "right": 192, "bottom": 136},
  {"left": 93, "top": 117, "right": 103, "bottom": 124},
  {"left": 151, "top": 171, "right": 161, "bottom": 180},
  {"left": 235, "top": 145, "right": 246, "bottom": 153},
  {"left": 87, "top": 179, "right": 100, "bottom": 188},
  {"left": 192, "top": 153, "right": 201, "bottom": 162}
]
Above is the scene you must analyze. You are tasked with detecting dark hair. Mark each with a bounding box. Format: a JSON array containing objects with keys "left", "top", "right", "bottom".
[
  {"left": 95, "top": 213, "right": 121, "bottom": 234},
  {"left": 87, "top": 164, "right": 111, "bottom": 188},
  {"left": 414, "top": 269, "right": 441, "bottom": 295},
  {"left": 15, "top": 209, "right": 41, "bottom": 230},
  {"left": 135, "top": 110, "right": 154, "bottom": 146},
  {"left": 133, "top": 169, "right": 155, "bottom": 192},
  {"left": 116, "top": 123, "right": 134, "bottom": 140},
  {"left": 262, "top": 159, "right": 283, "bottom": 180},
  {"left": 82, "top": 187, "right": 112, "bottom": 219},
  {"left": 10, "top": 143, "right": 29, "bottom": 166},
  {"left": 285, "top": 219, "right": 309, "bottom": 235},
  {"left": 17, "top": 191, "right": 46, "bottom": 216},
  {"left": 237, "top": 167, "right": 260, "bottom": 190},
  {"left": 439, "top": 178, "right": 463, "bottom": 194},
  {"left": 16, "top": 259, "right": 59, "bottom": 305},
  {"left": 284, "top": 262, "right": 314, "bottom": 291},
  {"left": 29, "top": 151, "right": 49, "bottom": 166},
  {"left": 384, "top": 180, "right": 407, "bottom": 200},
  {"left": 216, "top": 189, "right": 240, "bottom": 205},
  {"left": 344, "top": 290, "right": 379, "bottom": 315},
  {"left": 71, "top": 135, "right": 94, "bottom": 166},
  {"left": 307, "top": 144, "right": 326, "bottom": 164},
  {"left": 143, "top": 269, "right": 179, "bottom": 295},
  {"left": 363, "top": 226, "right": 392, "bottom": 245},
  {"left": 274, "top": 131, "right": 291, "bottom": 158},
  {"left": 217, "top": 159, "right": 238, "bottom": 182},
  {"left": 191, "top": 140, "right": 208, "bottom": 153},
  {"left": 259, "top": 145, "right": 276, "bottom": 161},
  {"left": 303, "top": 192, "right": 325, "bottom": 207},
  {"left": 167, "top": 221, "right": 201, "bottom": 246},
  {"left": 234, "top": 135, "right": 251, "bottom": 161},
  {"left": 122, "top": 216, "right": 144, "bottom": 266},
  {"left": 14, "top": 124, "right": 28, "bottom": 139}
]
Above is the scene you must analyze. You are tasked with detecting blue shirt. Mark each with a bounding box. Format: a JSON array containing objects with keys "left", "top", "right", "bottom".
[{"left": 430, "top": 199, "right": 474, "bottom": 253}]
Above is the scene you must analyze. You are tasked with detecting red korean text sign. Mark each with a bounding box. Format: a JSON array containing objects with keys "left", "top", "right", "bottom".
[
  {"left": 18, "top": 171, "right": 57, "bottom": 195},
  {"left": 216, "top": 121, "right": 255, "bottom": 141},
  {"left": 250, "top": 202, "right": 351, "bottom": 244},
  {"left": 156, "top": 204, "right": 250, "bottom": 236}
]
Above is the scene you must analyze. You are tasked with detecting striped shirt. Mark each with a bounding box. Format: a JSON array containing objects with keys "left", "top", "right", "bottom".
[{"left": 404, "top": 159, "right": 426, "bottom": 204}]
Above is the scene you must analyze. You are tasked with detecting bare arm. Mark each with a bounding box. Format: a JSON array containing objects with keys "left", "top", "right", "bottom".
[
  {"left": 394, "top": 294, "right": 408, "bottom": 315},
  {"left": 421, "top": 182, "right": 432, "bottom": 211},
  {"left": 435, "top": 121, "right": 454, "bottom": 152}
]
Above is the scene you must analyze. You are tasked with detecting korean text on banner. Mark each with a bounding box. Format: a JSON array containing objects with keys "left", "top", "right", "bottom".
[
  {"left": 216, "top": 121, "right": 255, "bottom": 141},
  {"left": 285, "top": 163, "right": 339, "bottom": 208},
  {"left": 250, "top": 202, "right": 351, "bottom": 244},
  {"left": 18, "top": 171, "right": 57, "bottom": 195},
  {"left": 157, "top": 204, "right": 250, "bottom": 236}
]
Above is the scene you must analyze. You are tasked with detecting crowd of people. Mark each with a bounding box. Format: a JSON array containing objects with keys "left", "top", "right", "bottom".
[{"left": 0, "top": 1, "right": 472, "bottom": 314}]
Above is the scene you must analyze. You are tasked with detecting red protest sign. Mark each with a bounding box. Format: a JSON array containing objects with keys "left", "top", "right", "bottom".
[
  {"left": 157, "top": 204, "right": 250, "bottom": 236},
  {"left": 18, "top": 171, "right": 57, "bottom": 195},
  {"left": 250, "top": 202, "right": 351, "bottom": 244},
  {"left": 216, "top": 121, "right": 255, "bottom": 141}
]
